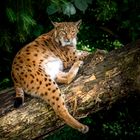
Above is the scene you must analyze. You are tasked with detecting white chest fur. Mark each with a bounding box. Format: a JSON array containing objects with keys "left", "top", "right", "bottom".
[{"left": 42, "top": 57, "right": 63, "bottom": 80}]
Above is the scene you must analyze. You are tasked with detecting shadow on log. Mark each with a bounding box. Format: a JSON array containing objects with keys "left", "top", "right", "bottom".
[{"left": 0, "top": 39, "right": 140, "bottom": 139}]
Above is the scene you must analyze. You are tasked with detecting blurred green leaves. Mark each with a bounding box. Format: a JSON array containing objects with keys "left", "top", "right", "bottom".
[
  {"left": 74, "top": 0, "right": 88, "bottom": 13},
  {"left": 6, "top": 8, "right": 16, "bottom": 23},
  {"left": 47, "top": 2, "right": 59, "bottom": 15},
  {"left": 62, "top": 2, "right": 76, "bottom": 16},
  {"left": 47, "top": 0, "right": 93, "bottom": 16},
  {"left": 18, "top": 12, "right": 36, "bottom": 42},
  {"left": 95, "top": 1, "right": 117, "bottom": 21}
]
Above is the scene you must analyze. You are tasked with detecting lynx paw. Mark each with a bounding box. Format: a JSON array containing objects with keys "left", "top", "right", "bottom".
[
  {"left": 74, "top": 61, "right": 84, "bottom": 67},
  {"left": 14, "top": 97, "right": 24, "bottom": 108}
]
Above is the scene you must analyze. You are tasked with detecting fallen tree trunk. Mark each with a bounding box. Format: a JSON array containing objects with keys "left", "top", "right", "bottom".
[{"left": 0, "top": 40, "right": 140, "bottom": 140}]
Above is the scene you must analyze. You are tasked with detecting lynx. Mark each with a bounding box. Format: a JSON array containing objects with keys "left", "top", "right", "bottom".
[{"left": 11, "top": 20, "right": 89, "bottom": 133}]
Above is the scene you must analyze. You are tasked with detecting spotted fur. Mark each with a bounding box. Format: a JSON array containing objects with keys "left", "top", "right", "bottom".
[{"left": 11, "top": 20, "right": 89, "bottom": 133}]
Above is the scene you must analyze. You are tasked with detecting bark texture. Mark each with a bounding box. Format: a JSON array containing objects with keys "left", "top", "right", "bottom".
[{"left": 0, "top": 40, "right": 140, "bottom": 140}]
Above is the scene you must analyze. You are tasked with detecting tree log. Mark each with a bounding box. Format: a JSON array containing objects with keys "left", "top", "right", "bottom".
[{"left": 0, "top": 40, "right": 140, "bottom": 140}]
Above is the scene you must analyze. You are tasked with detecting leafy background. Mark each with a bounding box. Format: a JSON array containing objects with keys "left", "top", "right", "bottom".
[{"left": 0, "top": 0, "right": 140, "bottom": 139}]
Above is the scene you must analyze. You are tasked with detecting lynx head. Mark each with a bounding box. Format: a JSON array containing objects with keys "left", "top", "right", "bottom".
[{"left": 52, "top": 20, "right": 82, "bottom": 47}]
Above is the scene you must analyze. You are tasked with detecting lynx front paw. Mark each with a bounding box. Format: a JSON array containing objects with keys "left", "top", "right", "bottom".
[
  {"left": 83, "top": 51, "right": 90, "bottom": 57},
  {"left": 74, "top": 61, "right": 84, "bottom": 68}
]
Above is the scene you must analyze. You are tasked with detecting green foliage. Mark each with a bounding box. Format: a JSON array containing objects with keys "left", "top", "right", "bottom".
[
  {"left": 6, "top": 8, "right": 17, "bottom": 23},
  {"left": 62, "top": 2, "right": 76, "bottom": 16},
  {"left": 0, "top": 78, "right": 11, "bottom": 90},
  {"left": 95, "top": 0, "right": 117, "bottom": 21},
  {"left": 18, "top": 12, "right": 37, "bottom": 42},
  {"left": 47, "top": 0, "right": 93, "bottom": 16},
  {"left": 5, "top": 1, "right": 36, "bottom": 42},
  {"left": 74, "top": 0, "right": 88, "bottom": 13}
]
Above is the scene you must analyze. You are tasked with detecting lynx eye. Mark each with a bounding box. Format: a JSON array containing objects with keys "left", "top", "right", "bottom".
[
  {"left": 71, "top": 30, "right": 76, "bottom": 36},
  {"left": 71, "top": 28, "right": 76, "bottom": 34}
]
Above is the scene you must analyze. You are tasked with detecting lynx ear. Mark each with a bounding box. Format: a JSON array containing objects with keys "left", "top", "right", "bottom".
[
  {"left": 51, "top": 21, "right": 60, "bottom": 27},
  {"left": 75, "top": 19, "right": 82, "bottom": 29}
]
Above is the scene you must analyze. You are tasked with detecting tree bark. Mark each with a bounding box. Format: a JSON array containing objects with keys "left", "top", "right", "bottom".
[{"left": 0, "top": 40, "right": 140, "bottom": 140}]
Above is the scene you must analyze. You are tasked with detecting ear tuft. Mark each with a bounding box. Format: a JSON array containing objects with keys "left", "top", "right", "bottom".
[
  {"left": 51, "top": 21, "right": 60, "bottom": 27},
  {"left": 75, "top": 19, "right": 82, "bottom": 29}
]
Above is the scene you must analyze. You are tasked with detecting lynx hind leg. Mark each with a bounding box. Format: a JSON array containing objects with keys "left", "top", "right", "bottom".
[
  {"left": 38, "top": 79, "right": 89, "bottom": 133},
  {"left": 14, "top": 87, "right": 24, "bottom": 108}
]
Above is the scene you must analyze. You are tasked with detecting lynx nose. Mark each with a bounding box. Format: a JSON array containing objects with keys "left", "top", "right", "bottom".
[{"left": 65, "top": 38, "right": 70, "bottom": 42}]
